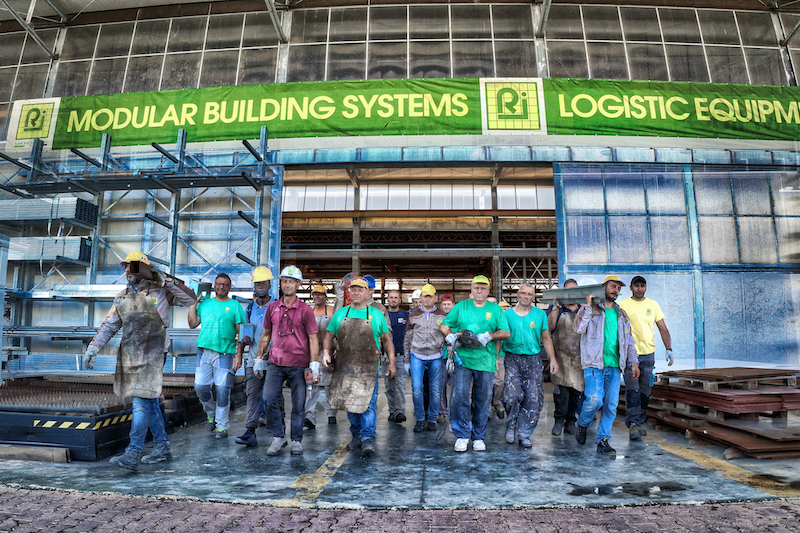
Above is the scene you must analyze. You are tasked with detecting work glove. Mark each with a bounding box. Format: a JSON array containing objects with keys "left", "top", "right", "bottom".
[
  {"left": 83, "top": 346, "right": 98, "bottom": 369},
  {"left": 253, "top": 358, "right": 268, "bottom": 379},
  {"left": 477, "top": 332, "right": 493, "bottom": 347},
  {"left": 404, "top": 363, "right": 411, "bottom": 376},
  {"left": 446, "top": 354, "right": 455, "bottom": 375},
  {"left": 665, "top": 349, "right": 674, "bottom": 366},
  {"left": 309, "top": 361, "right": 320, "bottom": 382},
  {"left": 445, "top": 333, "right": 459, "bottom": 346}
]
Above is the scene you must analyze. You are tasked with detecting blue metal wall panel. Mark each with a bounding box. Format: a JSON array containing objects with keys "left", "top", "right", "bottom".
[
  {"left": 731, "top": 150, "right": 773, "bottom": 165},
  {"left": 276, "top": 149, "right": 316, "bottom": 165},
  {"left": 488, "top": 146, "right": 531, "bottom": 161},
  {"left": 772, "top": 151, "right": 800, "bottom": 165},
  {"left": 531, "top": 146, "right": 570, "bottom": 161},
  {"left": 569, "top": 147, "right": 613, "bottom": 162},
  {"left": 692, "top": 149, "right": 732, "bottom": 165},
  {"left": 654, "top": 148, "right": 692, "bottom": 163},
  {"left": 358, "top": 147, "right": 403, "bottom": 162},
  {"left": 442, "top": 146, "right": 486, "bottom": 161},
  {"left": 612, "top": 147, "right": 655, "bottom": 163},
  {"left": 402, "top": 146, "right": 443, "bottom": 162},
  {"left": 314, "top": 148, "right": 358, "bottom": 163}
]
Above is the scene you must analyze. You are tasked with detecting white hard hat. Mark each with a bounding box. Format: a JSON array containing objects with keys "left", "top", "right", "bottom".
[{"left": 280, "top": 265, "right": 303, "bottom": 281}]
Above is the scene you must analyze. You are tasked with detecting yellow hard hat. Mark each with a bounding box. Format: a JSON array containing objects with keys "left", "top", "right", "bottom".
[
  {"left": 472, "top": 275, "right": 490, "bottom": 285},
  {"left": 120, "top": 251, "right": 149, "bottom": 266},
  {"left": 499, "top": 300, "right": 511, "bottom": 309},
  {"left": 350, "top": 278, "right": 369, "bottom": 289},
  {"left": 420, "top": 284, "right": 436, "bottom": 296},
  {"left": 252, "top": 266, "right": 274, "bottom": 283},
  {"left": 602, "top": 275, "right": 626, "bottom": 286},
  {"left": 311, "top": 284, "right": 328, "bottom": 295}
]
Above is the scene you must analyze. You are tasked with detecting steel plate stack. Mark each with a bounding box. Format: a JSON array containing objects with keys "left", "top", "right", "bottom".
[
  {"left": 0, "top": 197, "right": 98, "bottom": 225},
  {"left": 8, "top": 236, "right": 92, "bottom": 262}
]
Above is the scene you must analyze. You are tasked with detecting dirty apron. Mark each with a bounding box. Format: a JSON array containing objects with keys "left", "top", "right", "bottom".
[
  {"left": 114, "top": 292, "right": 167, "bottom": 400},
  {"left": 551, "top": 311, "right": 584, "bottom": 392},
  {"left": 328, "top": 306, "right": 380, "bottom": 414},
  {"left": 316, "top": 313, "right": 334, "bottom": 387}
]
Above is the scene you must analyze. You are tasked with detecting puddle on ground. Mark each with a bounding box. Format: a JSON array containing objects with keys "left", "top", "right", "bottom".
[{"left": 569, "top": 481, "right": 688, "bottom": 499}]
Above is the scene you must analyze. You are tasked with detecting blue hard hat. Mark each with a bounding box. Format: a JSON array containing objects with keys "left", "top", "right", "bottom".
[{"left": 362, "top": 274, "right": 376, "bottom": 289}]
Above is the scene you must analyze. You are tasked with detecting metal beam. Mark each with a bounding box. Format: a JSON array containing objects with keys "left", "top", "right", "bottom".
[
  {"left": 264, "top": 0, "right": 288, "bottom": 43},
  {"left": 0, "top": 0, "right": 59, "bottom": 60},
  {"left": 491, "top": 164, "right": 503, "bottom": 188},
  {"left": 782, "top": 17, "right": 800, "bottom": 46},
  {"left": 237, "top": 210, "right": 258, "bottom": 228},
  {"left": 346, "top": 166, "right": 359, "bottom": 188},
  {"left": 70, "top": 148, "right": 103, "bottom": 168},
  {"left": 43, "top": 0, "right": 67, "bottom": 23},
  {"left": 536, "top": 0, "right": 552, "bottom": 38},
  {"left": 144, "top": 213, "right": 173, "bottom": 230},
  {"left": 151, "top": 142, "right": 181, "bottom": 165},
  {"left": 281, "top": 248, "right": 558, "bottom": 260},
  {"left": 235, "top": 253, "right": 256, "bottom": 266}
]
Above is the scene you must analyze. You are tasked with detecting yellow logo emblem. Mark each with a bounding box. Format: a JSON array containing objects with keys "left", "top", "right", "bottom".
[
  {"left": 484, "top": 81, "right": 542, "bottom": 131},
  {"left": 530, "top": 321, "right": 536, "bottom": 329},
  {"left": 16, "top": 102, "right": 55, "bottom": 139},
  {"left": 152, "top": 298, "right": 158, "bottom": 305},
  {"left": 486, "top": 312, "right": 492, "bottom": 320}
]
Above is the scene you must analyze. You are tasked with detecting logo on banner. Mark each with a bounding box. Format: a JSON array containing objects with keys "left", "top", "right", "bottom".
[
  {"left": 481, "top": 79, "right": 547, "bottom": 135},
  {"left": 6, "top": 98, "right": 61, "bottom": 149}
]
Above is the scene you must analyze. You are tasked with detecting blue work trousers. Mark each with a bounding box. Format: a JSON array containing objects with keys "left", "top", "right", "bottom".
[
  {"left": 577, "top": 367, "right": 622, "bottom": 444},
  {"left": 127, "top": 397, "right": 169, "bottom": 453},
  {"left": 263, "top": 362, "right": 307, "bottom": 443},
  {"left": 450, "top": 365, "right": 494, "bottom": 441},
  {"left": 348, "top": 378, "right": 380, "bottom": 442},
  {"left": 411, "top": 355, "right": 442, "bottom": 422}
]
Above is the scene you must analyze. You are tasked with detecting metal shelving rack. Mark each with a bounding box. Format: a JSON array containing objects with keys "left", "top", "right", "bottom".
[{"left": 0, "top": 127, "right": 283, "bottom": 373}]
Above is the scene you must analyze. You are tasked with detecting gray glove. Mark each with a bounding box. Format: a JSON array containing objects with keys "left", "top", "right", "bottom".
[
  {"left": 253, "top": 358, "right": 268, "bottom": 379},
  {"left": 665, "top": 349, "right": 674, "bottom": 366},
  {"left": 446, "top": 353, "right": 455, "bottom": 375},
  {"left": 83, "top": 346, "right": 98, "bottom": 369}
]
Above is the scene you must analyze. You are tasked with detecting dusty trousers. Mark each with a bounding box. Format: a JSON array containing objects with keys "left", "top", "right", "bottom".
[{"left": 502, "top": 352, "right": 545, "bottom": 439}]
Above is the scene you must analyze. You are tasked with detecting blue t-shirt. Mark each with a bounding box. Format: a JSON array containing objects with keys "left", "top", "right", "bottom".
[{"left": 388, "top": 309, "right": 409, "bottom": 355}]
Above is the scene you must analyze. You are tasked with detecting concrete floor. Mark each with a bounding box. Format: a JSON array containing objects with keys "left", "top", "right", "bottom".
[{"left": 1, "top": 383, "right": 799, "bottom": 508}]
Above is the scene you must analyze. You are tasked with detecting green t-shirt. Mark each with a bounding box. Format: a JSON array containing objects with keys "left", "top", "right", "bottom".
[
  {"left": 327, "top": 305, "right": 390, "bottom": 352},
  {"left": 442, "top": 300, "right": 510, "bottom": 372},
  {"left": 197, "top": 297, "right": 246, "bottom": 354},
  {"left": 502, "top": 307, "right": 548, "bottom": 356},
  {"left": 602, "top": 306, "right": 620, "bottom": 368}
]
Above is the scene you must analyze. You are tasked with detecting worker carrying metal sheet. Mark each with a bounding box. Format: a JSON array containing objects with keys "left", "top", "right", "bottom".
[
  {"left": 84, "top": 251, "right": 197, "bottom": 471},
  {"left": 322, "top": 277, "right": 396, "bottom": 458}
]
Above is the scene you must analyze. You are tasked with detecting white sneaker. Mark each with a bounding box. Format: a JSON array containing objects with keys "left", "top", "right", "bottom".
[
  {"left": 454, "top": 438, "right": 469, "bottom": 452},
  {"left": 472, "top": 440, "right": 486, "bottom": 451}
]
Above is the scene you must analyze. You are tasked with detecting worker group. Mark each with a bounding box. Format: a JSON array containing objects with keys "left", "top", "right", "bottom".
[{"left": 86, "top": 253, "right": 673, "bottom": 469}]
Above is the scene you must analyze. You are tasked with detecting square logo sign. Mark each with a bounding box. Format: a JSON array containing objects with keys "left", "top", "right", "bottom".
[
  {"left": 16, "top": 102, "right": 56, "bottom": 139},
  {"left": 6, "top": 98, "right": 61, "bottom": 149},
  {"left": 481, "top": 79, "right": 547, "bottom": 135}
]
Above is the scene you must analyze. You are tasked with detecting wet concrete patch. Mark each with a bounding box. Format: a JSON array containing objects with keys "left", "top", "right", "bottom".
[{"left": 568, "top": 481, "right": 688, "bottom": 499}]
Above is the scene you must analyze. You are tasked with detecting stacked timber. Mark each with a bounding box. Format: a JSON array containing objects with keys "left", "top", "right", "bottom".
[{"left": 647, "top": 367, "right": 800, "bottom": 459}]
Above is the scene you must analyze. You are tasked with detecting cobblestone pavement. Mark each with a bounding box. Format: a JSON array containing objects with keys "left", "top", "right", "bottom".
[{"left": 1, "top": 486, "right": 799, "bottom": 533}]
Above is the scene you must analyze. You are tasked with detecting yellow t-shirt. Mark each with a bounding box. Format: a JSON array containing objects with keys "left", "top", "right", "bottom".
[{"left": 619, "top": 297, "right": 665, "bottom": 355}]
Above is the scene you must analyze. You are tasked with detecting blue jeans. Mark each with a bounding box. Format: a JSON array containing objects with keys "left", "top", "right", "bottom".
[
  {"left": 625, "top": 353, "right": 654, "bottom": 427},
  {"left": 348, "top": 378, "right": 380, "bottom": 441},
  {"left": 577, "top": 367, "right": 622, "bottom": 444},
  {"left": 194, "top": 348, "right": 234, "bottom": 430},
  {"left": 263, "top": 362, "right": 307, "bottom": 442},
  {"left": 127, "top": 397, "right": 169, "bottom": 453},
  {"left": 411, "top": 355, "right": 442, "bottom": 422},
  {"left": 450, "top": 365, "right": 494, "bottom": 441}
]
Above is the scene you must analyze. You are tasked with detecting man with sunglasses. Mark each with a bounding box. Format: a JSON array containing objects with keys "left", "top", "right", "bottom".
[
  {"left": 256, "top": 265, "right": 319, "bottom": 456},
  {"left": 189, "top": 273, "right": 246, "bottom": 440}
]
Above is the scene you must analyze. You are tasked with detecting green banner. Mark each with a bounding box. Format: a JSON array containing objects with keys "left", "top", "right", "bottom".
[
  {"left": 12, "top": 77, "right": 800, "bottom": 150},
  {"left": 542, "top": 78, "right": 800, "bottom": 141},
  {"left": 52, "top": 78, "right": 480, "bottom": 149}
]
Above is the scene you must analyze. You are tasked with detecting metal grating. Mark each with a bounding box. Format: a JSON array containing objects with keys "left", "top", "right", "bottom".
[
  {"left": 0, "top": 198, "right": 98, "bottom": 225},
  {"left": 8, "top": 236, "right": 92, "bottom": 262}
]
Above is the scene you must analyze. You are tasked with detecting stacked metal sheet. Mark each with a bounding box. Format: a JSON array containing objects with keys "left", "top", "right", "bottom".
[
  {"left": 0, "top": 197, "right": 98, "bottom": 225},
  {"left": 8, "top": 236, "right": 92, "bottom": 262}
]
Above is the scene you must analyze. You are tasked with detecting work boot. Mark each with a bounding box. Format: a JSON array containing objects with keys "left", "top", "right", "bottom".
[
  {"left": 564, "top": 420, "right": 576, "bottom": 435},
  {"left": 346, "top": 435, "right": 361, "bottom": 450},
  {"left": 109, "top": 448, "right": 139, "bottom": 471},
  {"left": 394, "top": 413, "right": 406, "bottom": 423},
  {"left": 426, "top": 421, "right": 437, "bottom": 432},
  {"left": 214, "top": 429, "right": 228, "bottom": 439},
  {"left": 291, "top": 441, "right": 303, "bottom": 455},
  {"left": 266, "top": 437, "right": 287, "bottom": 456},
  {"left": 495, "top": 408, "right": 506, "bottom": 420},
  {"left": 360, "top": 438, "right": 375, "bottom": 458},
  {"left": 639, "top": 427, "right": 647, "bottom": 436},
  {"left": 629, "top": 423, "right": 642, "bottom": 441},
  {"left": 596, "top": 438, "right": 616, "bottom": 457},
  {"left": 235, "top": 429, "right": 257, "bottom": 447},
  {"left": 328, "top": 416, "right": 337, "bottom": 425},
  {"left": 414, "top": 420, "right": 425, "bottom": 433},
  {"left": 576, "top": 424, "right": 588, "bottom": 445},
  {"left": 505, "top": 426, "right": 516, "bottom": 444},
  {"left": 304, "top": 418, "right": 316, "bottom": 430},
  {"left": 205, "top": 416, "right": 216, "bottom": 432},
  {"left": 519, "top": 437, "right": 533, "bottom": 449},
  {"left": 551, "top": 419, "right": 565, "bottom": 436},
  {"left": 141, "top": 443, "right": 172, "bottom": 464},
  {"left": 388, "top": 413, "right": 396, "bottom": 422},
  {"left": 436, "top": 415, "right": 446, "bottom": 423}
]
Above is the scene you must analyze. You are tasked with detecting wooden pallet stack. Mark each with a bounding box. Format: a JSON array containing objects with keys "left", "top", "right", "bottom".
[{"left": 646, "top": 367, "right": 800, "bottom": 459}]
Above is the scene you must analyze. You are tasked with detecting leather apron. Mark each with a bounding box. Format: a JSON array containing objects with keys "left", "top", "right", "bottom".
[
  {"left": 328, "top": 306, "right": 380, "bottom": 414},
  {"left": 315, "top": 313, "right": 334, "bottom": 387},
  {"left": 551, "top": 310, "right": 584, "bottom": 392},
  {"left": 113, "top": 292, "right": 167, "bottom": 400}
]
